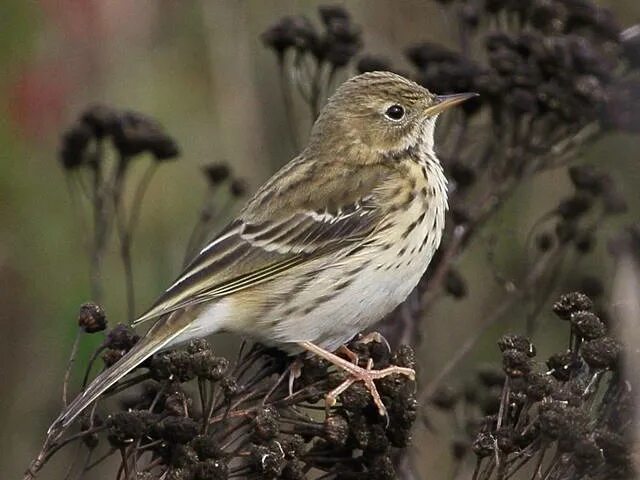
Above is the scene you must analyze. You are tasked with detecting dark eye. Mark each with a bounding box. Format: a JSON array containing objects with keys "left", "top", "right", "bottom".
[{"left": 385, "top": 104, "right": 405, "bottom": 121}]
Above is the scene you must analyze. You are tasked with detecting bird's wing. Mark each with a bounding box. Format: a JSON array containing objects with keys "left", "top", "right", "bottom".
[{"left": 134, "top": 160, "right": 394, "bottom": 325}]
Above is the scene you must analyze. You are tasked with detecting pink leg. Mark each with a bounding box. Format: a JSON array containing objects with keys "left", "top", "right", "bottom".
[{"left": 298, "top": 341, "right": 415, "bottom": 417}]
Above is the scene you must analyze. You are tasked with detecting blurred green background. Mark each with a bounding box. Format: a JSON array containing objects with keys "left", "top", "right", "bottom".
[{"left": 1, "top": 1, "right": 638, "bottom": 478}]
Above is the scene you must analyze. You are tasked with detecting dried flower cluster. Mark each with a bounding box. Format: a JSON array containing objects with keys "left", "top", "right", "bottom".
[
  {"left": 60, "top": 105, "right": 179, "bottom": 170},
  {"left": 30, "top": 311, "right": 417, "bottom": 479},
  {"left": 59, "top": 105, "right": 180, "bottom": 321},
  {"left": 262, "top": 5, "right": 362, "bottom": 123},
  {"left": 431, "top": 291, "right": 635, "bottom": 479}
]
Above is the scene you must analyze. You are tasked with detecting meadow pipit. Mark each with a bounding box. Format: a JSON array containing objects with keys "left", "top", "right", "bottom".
[{"left": 52, "top": 71, "right": 475, "bottom": 431}]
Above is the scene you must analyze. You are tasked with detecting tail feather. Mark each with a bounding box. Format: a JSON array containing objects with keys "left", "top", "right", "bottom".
[{"left": 48, "top": 323, "right": 187, "bottom": 435}]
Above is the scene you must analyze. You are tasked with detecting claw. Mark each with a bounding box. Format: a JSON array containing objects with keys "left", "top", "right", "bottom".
[{"left": 298, "top": 341, "right": 415, "bottom": 419}]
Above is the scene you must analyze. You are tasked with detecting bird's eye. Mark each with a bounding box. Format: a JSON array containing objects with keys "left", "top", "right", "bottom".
[{"left": 384, "top": 104, "right": 405, "bottom": 121}]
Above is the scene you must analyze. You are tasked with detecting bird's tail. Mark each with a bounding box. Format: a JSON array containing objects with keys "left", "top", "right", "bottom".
[{"left": 48, "top": 316, "right": 189, "bottom": 436}]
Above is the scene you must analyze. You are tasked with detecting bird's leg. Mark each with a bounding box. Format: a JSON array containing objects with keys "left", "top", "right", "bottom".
[
  {"left": 335, "top": 345, "right": 359, "bottom": 365},
  {"left": 298, "top": 341, "right": 415, "bottom": 417},
  {"left": 288, "top": 356, "right": 303, "bottom": 396}
]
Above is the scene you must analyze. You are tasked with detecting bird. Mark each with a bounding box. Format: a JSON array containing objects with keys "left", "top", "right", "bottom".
[{"left": 50, "top": 71, "right": 475, "bottom": 434}]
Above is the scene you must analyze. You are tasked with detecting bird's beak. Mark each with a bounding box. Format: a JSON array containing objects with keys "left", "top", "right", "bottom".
[{"left": 425, "top": 92, "right": 479, "bottom": 116}]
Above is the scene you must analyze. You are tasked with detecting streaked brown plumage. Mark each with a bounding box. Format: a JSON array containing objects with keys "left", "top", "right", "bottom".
[{"left": 50, "top": 72, "right": 475, "bottom": 432}]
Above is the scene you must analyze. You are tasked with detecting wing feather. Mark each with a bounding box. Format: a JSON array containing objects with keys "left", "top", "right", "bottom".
[{"left": 133, "top": 199, "right": 380, "bottom": 325}]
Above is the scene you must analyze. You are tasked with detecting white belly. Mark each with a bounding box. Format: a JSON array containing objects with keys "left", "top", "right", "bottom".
[{"left": 251, "top": 198, "right": 443, "bottom": 351}]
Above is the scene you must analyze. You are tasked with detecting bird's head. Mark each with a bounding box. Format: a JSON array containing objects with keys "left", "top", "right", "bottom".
[{"left": 309, "top": 71, "right": 476, "bottom": 159}]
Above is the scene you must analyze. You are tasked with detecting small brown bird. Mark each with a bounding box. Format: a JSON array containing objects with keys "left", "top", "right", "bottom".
[{"left": 51, "top": 71, "right": 475, "bottom": 432}]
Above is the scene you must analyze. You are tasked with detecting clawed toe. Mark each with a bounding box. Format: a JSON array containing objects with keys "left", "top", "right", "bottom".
[
  {"left": 325, "top": 359, "right": 415, "bottom": 417},
  {"left": 298, "top": 340, "right": 415, "bottom": 419}
]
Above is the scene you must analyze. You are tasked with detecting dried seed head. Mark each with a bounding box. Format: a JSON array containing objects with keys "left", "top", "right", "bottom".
[
  {"left": 250, "top": 441, "right": 286, "bottom": 476},
  {"left": 105, "top": 324, "right": 140, "bottom": 351},
  {"left": 156, "top": 417, "right": 200, "bottom": 444},
  {"left": 77, "top": 302, "right": 107, "bottom": 333},
  {"left": 202, "top": 163, "right": 231, "bottom": 186},
  {"left": 192, "top": 458, "right": 228, "bottom": 480},
  {"left": 324, "top": 415, "right": 349, "bottom": 447},
  {"left": 472, "top": 432, "right": 495, "bottom": 457},
  {"left": 536, "top": 232, "right": 554, "bottom": 252},
  {"left": 170, "top": 444, "right": 199, "bottom": 468},
  {"left": 163, "top": 389, "right": 191, "bottom": 417},
  {"left": 557, "top": 193, "right": 593, "bottom": 220},
  {"left": 191, "top": 434, "right": 223, "bottom": 460},
  {"left": 59, "top": 122, "right": 92, "bottom": 170},
  {"left": 230, "top": 179, "right": 248, "bottom": 198},
  {"left": 444, "top": 268, "right": 467, "bottom": 298},
  {"left": 150, "top": 351, "right": 195, "bottom": 382},
  {"left": 101, "top": 348, "right": 125, "bottom": 367},
  {"left": 546, "top": 351, "right": 576, "bottom": 381},
  {"left": 573, "top": 439, "right": 604, "bottom": 472},
  {"left": 571, "top": 310, "right": 606, "bottom": 340},
  {"left": 498, "top": 334, "right": 536, "bottom": 357},
  {"left": 503, "top": 349, "right": 533, "bottom": 378},
  {"left": 80, "top": 104, "right": 117, "bottom": 138},
  {"left": 568, "top": 165, "right": 604, "bottom": 194},
  {"left": 365, "top": 454, "right": 395, "bottom": 478},
  {"left": 553, "top": 292, "right": 593, "bottom": 320},
  {"left": 581, "top": 336, "right": 621, "bottom": 369},
  {"left": 107, "top": 411, "right": 157, "bottom": 447},
  {"left": 448, "top": 161, "right": 477, "bottom": 189},
  {"left": 525, "top": 372, "right": 554, "bottom": 401},
  {"left": 253, "top": 407, "right": 280, "bottom": 442},
  {"left": 111, "top": 110, "right": 179, "bottom": 160},
  {"left": 357, "top": 54, "right": 391, "bottom": 74}
]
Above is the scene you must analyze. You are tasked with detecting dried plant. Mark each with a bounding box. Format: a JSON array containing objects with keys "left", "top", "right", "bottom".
[
  {"left": 430, "top": 291, "right": 635, "bottom": 479},
  {"left": 27, "top": 311, "right": 416, "bottom": 479},
  {"left": 26, "top": 1, "right": 639, "bottom": 479},
  {"left": 59, "top": 105, "right": 180, "bottom": 320}
]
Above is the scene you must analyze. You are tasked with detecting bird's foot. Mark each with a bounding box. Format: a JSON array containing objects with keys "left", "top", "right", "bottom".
[{"left": 298, "top": 341, "right": 415, "bottom": 418}]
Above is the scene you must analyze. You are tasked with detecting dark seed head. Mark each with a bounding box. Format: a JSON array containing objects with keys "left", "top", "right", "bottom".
[
  {"left": 525, "top": 372, "right": 554, "bottom": 400},
  {"left": 156, "top": 417, "right": 200, "bottom": 444},
  {"left": 502, "top": 349, "right": 533, "bottom": 378},
  {"left": 498, "top": 334, "right": 536, "bottom": 357},
  {"left": 202, "top": 163, "right": 231, "bottom": 186},
  {"left": 472, "top": 432, "right": 495, "bottom": 457},
  {"left": 77, "top": 302, "right": 107, "bottom": 333},
  {"left": 357, "top": 54, "right": 391, "bottom": 74},
  {"left": 581, "top": 336, "right": 621, "bottom": 369},
  {"left": 557, "top": 193, "right": 593, "bottom": 220},
  {"left": 571, "top": 310, "right": 606, "bottom": 340},
  {"left": 445, "top": 268, "right": 467, "bottom": 298},
  {"left": 230, "top": 178, "right": 248, "bottom": 198},
  {"left": 553, "top": 292, "right": 593, "bottom": 320},
  {"left": 253, "top": 407, "right": 280, "bottom": 442},
  {"left": 81, "top": 104, "right": 117, "bottom": 138},
  {"left": 546, "top": 351, "right": 576, "bottom": 381},
  {"left": 59, "top": 122, "right": 93, "bottom": 170}
]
